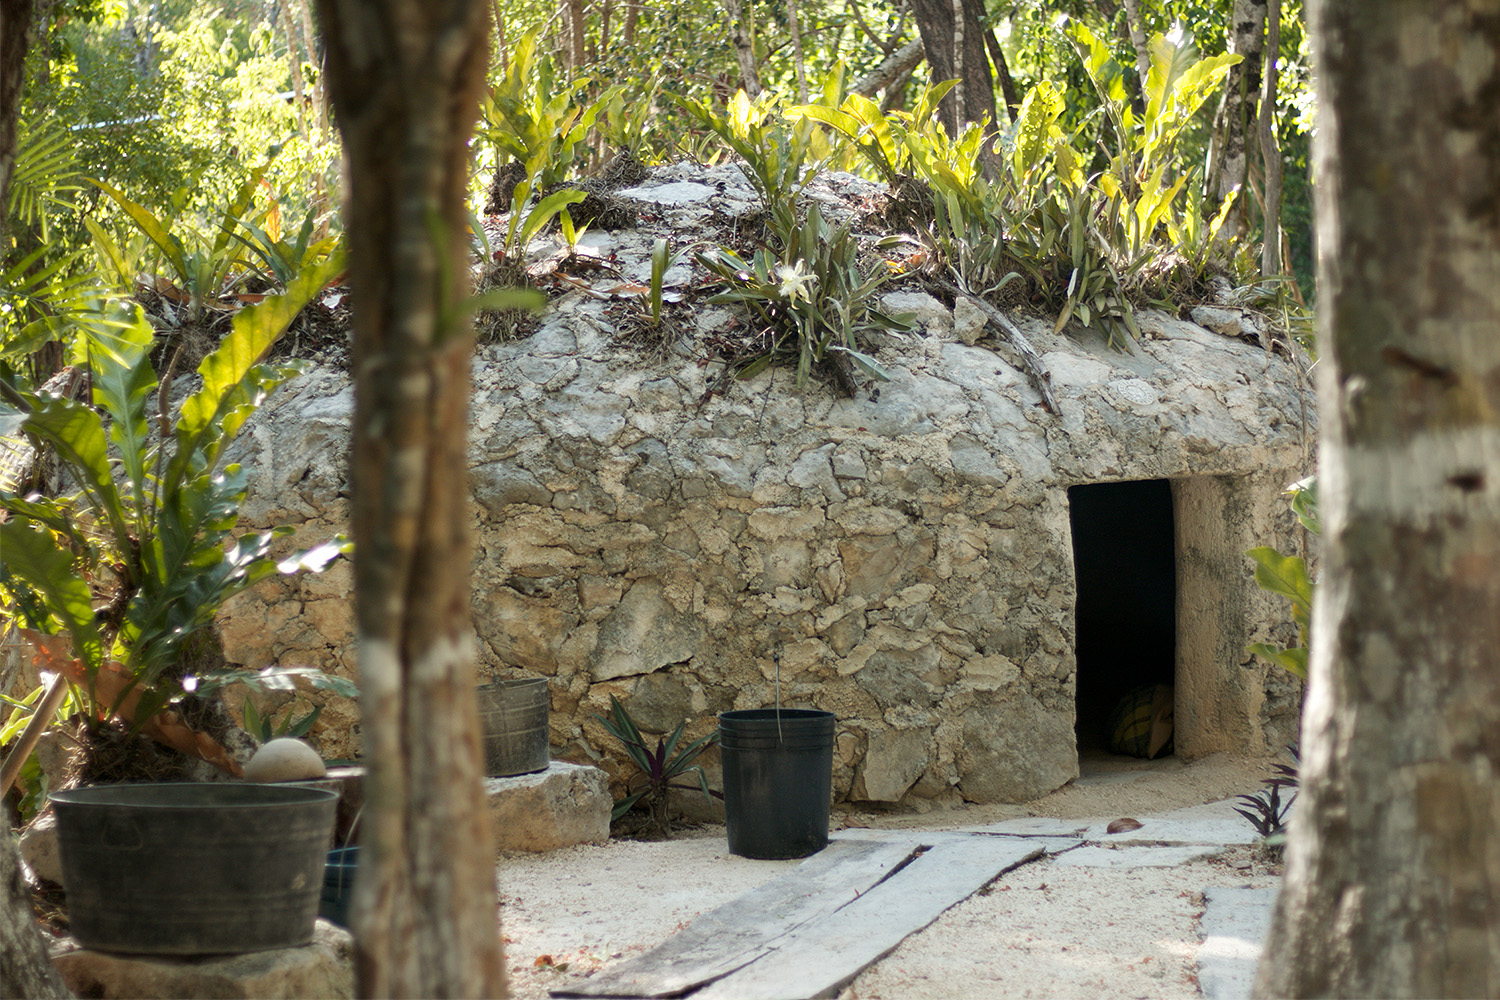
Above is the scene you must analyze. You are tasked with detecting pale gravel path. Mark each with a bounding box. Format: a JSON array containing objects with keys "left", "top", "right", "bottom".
[{"left": 500, "top": 752, "right": 1283, "bottom": 1000}]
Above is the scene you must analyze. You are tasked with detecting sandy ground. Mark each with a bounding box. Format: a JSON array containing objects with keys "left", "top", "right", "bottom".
[{"left": 499, "top": 751, "right": 1283, "bottom": 1000}]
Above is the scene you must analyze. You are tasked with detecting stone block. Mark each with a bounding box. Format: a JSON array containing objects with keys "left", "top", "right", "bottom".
[
  {"left": 18, "top": 811, "right": 61, "bottom": 884},
  {"left": 488, "top": 761, "right": 611, "bottom": 852},
  {"left": 51, "top": 919, "right": 353, "bottom": 999}
]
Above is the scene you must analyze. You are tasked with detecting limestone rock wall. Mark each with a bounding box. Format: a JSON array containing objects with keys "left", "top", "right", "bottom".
[
  {"left": 218, "top": 168, "right": 1314, "bottom": 807},
  {"left": 220, "top": 293, "right": 1311, "bottom": 807}
]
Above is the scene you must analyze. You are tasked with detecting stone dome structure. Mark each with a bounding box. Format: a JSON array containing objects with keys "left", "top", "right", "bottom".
[{"left": 220, "top": 166, "right": 1313, "bottom": 809}]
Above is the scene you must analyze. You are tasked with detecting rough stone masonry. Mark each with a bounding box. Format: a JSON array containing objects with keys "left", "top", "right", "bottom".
[{"left": 218, "top": 166, "right": 1313, "bottom": 810}]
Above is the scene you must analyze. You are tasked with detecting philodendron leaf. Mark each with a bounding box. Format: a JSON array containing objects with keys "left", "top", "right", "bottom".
[
  {"left": 1246, "top": 546, "right": 1314, "bottom": 610},
  {"left": 19, "top": 392, "right": 129, "bottom": 546},
  {"left": 1248, "top": 642, "right": 1309, "bottom": 681}
]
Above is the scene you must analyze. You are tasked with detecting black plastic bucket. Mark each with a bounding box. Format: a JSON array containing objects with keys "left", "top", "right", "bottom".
[
  {"left": 477, "top": 677, "right": 550, "bottom": 777},
  {"left": 718, "top": 708, "right": 836, "bottom": 859},
  {"left": 51, "top": 782, "right": 338, "bottom": 955},
  {"left": 319, "top": 846, "right": 359, "bottom": 928}
]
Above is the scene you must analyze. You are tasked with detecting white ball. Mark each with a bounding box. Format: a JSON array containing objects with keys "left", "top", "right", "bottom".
[{"left": 244, "top": 737, "right": 328, "bottom": 782}]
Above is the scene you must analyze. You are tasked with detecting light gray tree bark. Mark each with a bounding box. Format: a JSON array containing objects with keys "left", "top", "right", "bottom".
[
  {"left": 1253, "top": 1, "right": 1500, "bottom": 996},
  {"left": 314, "top": 0, "right": 507, "bottom": 995},
  {"left": 1206, "top": 0, "right": 1266, "bottom": 234},
  {"left": 720, "top": 0, "right": 762, "bottom": 95}
]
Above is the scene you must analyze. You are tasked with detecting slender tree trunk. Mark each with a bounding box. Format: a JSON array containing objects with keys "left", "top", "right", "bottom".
[
  {"left": 1257, "top": 0, "right": 1281, "bottom": 277},
  {"left": 623, "top": 1, "right": 638, "bottom": 48},
  {"left": 295, "top": 0, "right": 332, "bottom": 147},
  {"left": 1253, "top": 1, "right": 1500, "bottom": 996},
  {"left": 568, "top": 0, "right": 586, "bottom": 73},
  {"left": 1206, "top": 0, "right": 1267, "bottom": 234},
  {"left": 0, "top": 0, "right": 36, "bottom": 243},
  {"left": 982, "top": 23, "right": 1018, "bottom": 121},
  {"left": 721, "top": 0, "right": 761, "bottom": 95},
  {"left": 1120, "top": 0, "right": 1153, "bottom": 92},
  {"left": 908, "top": 0, "right": 997, "bottom": 137},
  {"left": 787, "top": 0, "right": 808, "bottom": 103},
  {"left": 314, "top": 1, "right": 506, "bottom": 996},
  {"left": 279, "top": 2, "right": 313, "bottom": 146}
]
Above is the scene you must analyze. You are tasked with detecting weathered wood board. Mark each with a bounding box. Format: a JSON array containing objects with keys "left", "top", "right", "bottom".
[
  {"left": 554, "top": 838, "right": 918, "bottom": 998},
  {"left": 553, "top": 835, "right": 1047, "bottom": 1000},
  {"left": 692, "top": 837, "right": 1044, "bottom": 1000}
]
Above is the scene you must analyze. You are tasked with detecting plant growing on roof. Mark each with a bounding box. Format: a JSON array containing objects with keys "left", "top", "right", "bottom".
[
  {"left": 696, "top": 203, "right": 909, "bottom": 390},
  {"left": 0, "top": 253, "right": 348, "bottom": 774},
  {"left": 90, "top": 157, "right": 291, "bottom": 322},
  {"left": 593, "top": 694, "right": 721, "bottom": 838},
  {"left": 676, "top": 88, "right": 834, "bottom": 246}
]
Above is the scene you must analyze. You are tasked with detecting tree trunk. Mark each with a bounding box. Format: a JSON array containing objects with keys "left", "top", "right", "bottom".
[
  {"left": 1256, "top": 0, "right": 1281, "bottom": 278},
  {"left": 786, "top": 0, "right": 808, "bottom": 103},
  {"left": 909, "top": 0, "right": 995, "bottom": 137},
  {"left": 1253, "top": 2, "right": 1500, "bottom": 997},
  {"left": 1120, "top": 0, "right": 1153, "bottom": 91},
  {"left": 720, "top": 0, "right": 761, "bottom": 95},
  {"left": 0, "top": 10, "right": 65, "bottom": 995},
  {"left": 982, "top": 24, "right": 1018, "bottom": 122},
  {"left": 850, "top": 36, "right": 924, "bottom": 99},
  {"left": 0, "top": 0, "right": 36, "bottom": 243},
  {"left": 1206, "top": 0, "right": 1266, "bottom": 234},
  {"left": 313, "top": 1, "right": 506, "bottom": 996},
  {"left": 0, "top": 826, "right": 71, "bottom": 998},
  {"left": 567, "top": 0, "right": 586, "bottom": 73},
  {"left": 909, "top": 0, "right": 998, "bottom": 176}
]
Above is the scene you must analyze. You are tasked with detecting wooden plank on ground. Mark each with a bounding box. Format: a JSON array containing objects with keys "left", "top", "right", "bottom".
[
  {"left": 692, "top": 836, "right": 1045, "bottom": 1000},
  {"left": 554, "top": 838, "right": 919, "bottom": 999}
]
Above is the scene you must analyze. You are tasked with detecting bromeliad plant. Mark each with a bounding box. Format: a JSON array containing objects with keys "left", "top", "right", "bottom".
[
  {"left": 696, "top": 204, "right": 909, "bottom": 389},
  {"left": 677, "top": 88, "right": 835, "bottom": 247},
  {"left": 593, "top": 694, "right": 720, "bottom": 838},
  {"left": 0, "top": 253, "right": 347, "bottom": 773}
]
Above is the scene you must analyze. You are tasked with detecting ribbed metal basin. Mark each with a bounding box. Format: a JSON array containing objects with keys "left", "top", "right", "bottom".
[
  {"left": 477, "top": 677, "right": 550, "bottom": 777},
  {"left": 51, "top": 782, "right": 337, "bottom": 955}
]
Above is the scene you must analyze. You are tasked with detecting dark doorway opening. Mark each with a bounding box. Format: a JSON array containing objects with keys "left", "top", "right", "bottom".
[{"left": 1068, "top": 479, "right": 1176, "bottom": 754}]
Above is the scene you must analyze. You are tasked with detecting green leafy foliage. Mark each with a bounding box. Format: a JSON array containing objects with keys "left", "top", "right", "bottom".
[
  {"left": 677, "top": 88, "right": 835, "bottom": 246},
  {"left": 1234, "top": 747, "right": 1300, "bottom": 844},
  {"left": 697, "top": 204, "right": 910, "bottom": 388},
  {"left": 243, "top": 700, "right": 323, "bottom": 743},
  {"left": 0, "top": 255, "right": 347, "bottom": 728},
  {"left": 1246, "top": 477, "right": 1319, "bottom": 681},
  {"left": 89, "top": 159, "right": 324, "bottom": 321},
  {"left": 592, "top": 694, "right": 720, "bottom": 836}
]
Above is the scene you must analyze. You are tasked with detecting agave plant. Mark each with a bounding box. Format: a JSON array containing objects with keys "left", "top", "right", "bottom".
[{"left": 592, "top": 694, "right": 721, "bottom": 837}]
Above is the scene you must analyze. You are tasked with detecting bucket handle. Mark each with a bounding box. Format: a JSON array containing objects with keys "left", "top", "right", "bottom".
[{"left": 774, "top": 646, "right": 783, "bottom": 744}]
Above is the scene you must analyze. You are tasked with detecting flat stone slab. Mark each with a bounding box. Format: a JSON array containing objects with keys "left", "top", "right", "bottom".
[
  {"left": 1198, "top": 886, "right": 1278, "bottom": 1000},
  {"left": 1052, "top": 844, "right": 1226, "bottom": 868},
  {"left": 488, "top": 761, "right": 611, "bottom": 853},
  {"left": 51, "top": 920, "right": 353, "bottom": 999},
  {"left": 960, "top": 816, "right": 1092, "bottom": 838},
  {"left": 1081, "top": 799, "right": 1261, "bottom": 846}
]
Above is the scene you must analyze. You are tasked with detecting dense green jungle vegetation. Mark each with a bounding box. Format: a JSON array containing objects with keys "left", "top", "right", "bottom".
[
  {"left": 0, "top": 2, "right": 1314, "bottom": 791},
  {"left": 3, "top": 0, "right": 1314, "bottom": 387}
]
